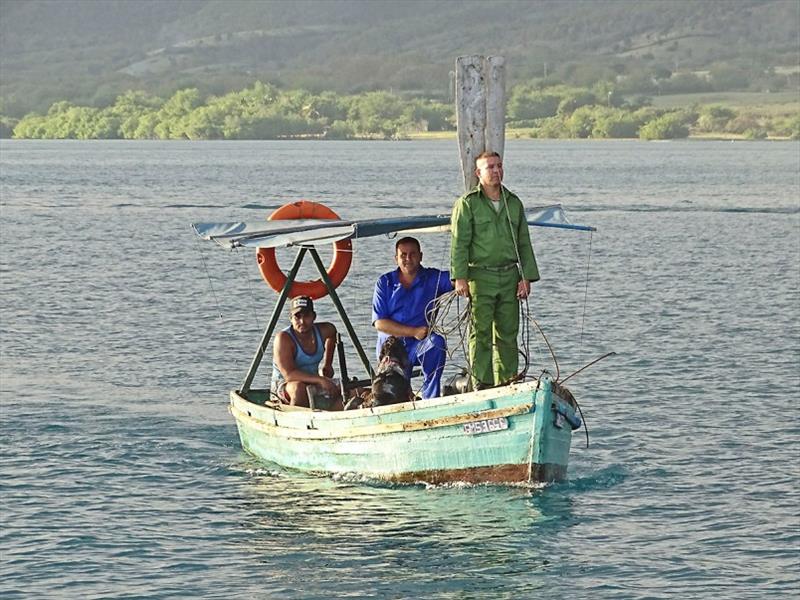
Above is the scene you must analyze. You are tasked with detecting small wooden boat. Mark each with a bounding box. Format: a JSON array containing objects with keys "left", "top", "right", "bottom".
[
  {"left": 229, "top": 376, "right": 581, "bottom": 485},
  {"left": 193, "top": 202, "right": 594, "bottom": 485}
]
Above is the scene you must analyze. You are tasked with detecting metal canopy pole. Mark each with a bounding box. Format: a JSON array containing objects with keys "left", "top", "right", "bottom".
[
  {"left": 307, "top": 248, "right": 374, "bottom": 380},
  {"left": 240, "top": 247, "right": 308, "bottom": 393}
]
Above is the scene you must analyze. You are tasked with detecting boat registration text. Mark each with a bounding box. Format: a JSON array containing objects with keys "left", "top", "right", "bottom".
[{"left": 463, "top": 417, "right": 509, "bottom": 435}]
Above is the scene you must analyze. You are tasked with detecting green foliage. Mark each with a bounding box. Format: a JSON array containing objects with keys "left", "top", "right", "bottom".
[
  {"left": 591, "top": 81, "right": 625, "bottom": 108},
  {"left": 9, "top": 80, "right": 797, "bottom": 141},
  {"left": 591, "top": 108, "right": 643, "bottom": 138},
  {"left": 153, "top": 88, "right": 202, "bottom": 139},
  {"left": 639, "top": 112, "right": 691, "bottom": 140},
  {"left": 724, "top": 112, "right": 767, "bottom": 137},
  {"left": 790, "top": 116, "right": 800, "bottom": 140},
  {"left": 347, "top": 91, "right": 407, "bottom": 138},
  {"left": 110, "top": 90, "right": 164, "bottom": 138},
  {"left": 14, "top": 102, "right": 112, "bottom": 139},
  {"left": 529, "top": 117, "right": 569, "bottom": 139},
  {"left": 509, "top": 83, "right": 624, "bottom": 123},
  {"left": 696, "top": 105, "right": 736, "bottom": 132},
  {"left": 565, "top": 106, "right": 596, "bottom": 138},
  {"left": 508, "top": 85, "right": 560, "bottom": 120},
  {"left": 557, "top": 91, "right": 598, "bottom": 116},
  {"left": 326, "top": 120, "right": 356, "bottom": 140},
  {"left": 414, "top": 101, "right": 453, "bottom": 131},
  {"left": 742, "top": 128, "right": 768, "bottom": 140},
  {"left": 10, "top": 81, "right": 453, "bottom": 140},
  {"left": 769, "top": 114, "right": 800, "bottom": 140},
  {"left": 11, "top": 114, "right": 46, "bottom": 138}
]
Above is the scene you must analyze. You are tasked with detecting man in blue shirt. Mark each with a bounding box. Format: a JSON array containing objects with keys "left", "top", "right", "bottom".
[{"left": 372, "top": 237, "right": 454, "bottom": 398}]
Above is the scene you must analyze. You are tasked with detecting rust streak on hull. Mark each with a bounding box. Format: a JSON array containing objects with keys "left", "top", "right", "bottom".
[{"left": 384, "top": 462, "right": 567, "bottom": 485}]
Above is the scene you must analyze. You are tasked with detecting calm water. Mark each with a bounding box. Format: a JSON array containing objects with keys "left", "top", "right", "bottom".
[{"left": 1, "top": 139, "right": 798, "bottom": 598}]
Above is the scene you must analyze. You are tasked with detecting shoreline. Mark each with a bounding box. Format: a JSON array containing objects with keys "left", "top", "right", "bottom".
[{"left": 2, "top": 132, "right": 797, "bottom": 142}]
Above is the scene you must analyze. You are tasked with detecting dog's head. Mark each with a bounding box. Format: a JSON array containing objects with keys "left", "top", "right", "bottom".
[
  {"left": 371, "top": 336, "right": 412, "bottom": 406},
  {"left": 378, "top": 335, "right": 410, "bottom": 371}
]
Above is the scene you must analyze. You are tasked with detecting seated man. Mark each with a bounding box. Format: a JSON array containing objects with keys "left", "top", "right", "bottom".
[
  {"left": 271, "top": 296, "right": 342, "bottom": 409},
  {"left": 372, "top": 237, "right": 454, "bottom": 399}
]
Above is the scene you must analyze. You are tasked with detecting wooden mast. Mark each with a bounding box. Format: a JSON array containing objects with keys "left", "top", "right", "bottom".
[{"left": 455, "top": 55, "right": 506, "bottom": 191}]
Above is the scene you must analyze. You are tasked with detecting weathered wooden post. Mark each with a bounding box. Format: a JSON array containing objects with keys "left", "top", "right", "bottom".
[
  {"left": 455, "top": 55, "right": 506, "bottom": 191},
  {"left": 485, "top": 56, "right": 506, "bottom": 161}
]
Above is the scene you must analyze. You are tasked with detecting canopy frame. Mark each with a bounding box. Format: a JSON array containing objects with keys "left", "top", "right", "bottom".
[{"left": 240, "top": 246, "right": 374, "bottom": 395}]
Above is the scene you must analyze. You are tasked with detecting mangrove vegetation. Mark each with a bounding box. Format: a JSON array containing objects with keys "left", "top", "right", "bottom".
[{"left": 6, "top": 81, "right": 798, "bottom": 141}]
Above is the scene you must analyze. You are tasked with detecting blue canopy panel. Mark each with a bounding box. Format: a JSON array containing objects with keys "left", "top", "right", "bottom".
[{"left": 192, "top": 205, "right": 594, "bottom": 249}]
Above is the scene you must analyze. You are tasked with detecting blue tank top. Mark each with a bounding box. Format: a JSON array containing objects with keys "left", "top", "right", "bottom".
[{"left": 271, "top": 324, "right": 325, "bottom": 386}]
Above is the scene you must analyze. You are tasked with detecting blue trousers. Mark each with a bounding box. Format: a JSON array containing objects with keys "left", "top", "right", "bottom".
[{"left": 393, "top": 333, "right": 447, "bottom": 399}]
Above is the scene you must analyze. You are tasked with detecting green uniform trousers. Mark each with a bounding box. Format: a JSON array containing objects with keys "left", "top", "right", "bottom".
[{"left": 468, "top": 268, "right": 520, "bottom": 387}]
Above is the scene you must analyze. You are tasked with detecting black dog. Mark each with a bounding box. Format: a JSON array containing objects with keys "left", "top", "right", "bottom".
[{"left": 370, "top": 336, "right": 412, "bottom": 407}]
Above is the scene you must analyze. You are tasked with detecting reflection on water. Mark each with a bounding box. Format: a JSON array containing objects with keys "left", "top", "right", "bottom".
[{"left": 235, "top": 457, "right": 576, "bottom": 590}]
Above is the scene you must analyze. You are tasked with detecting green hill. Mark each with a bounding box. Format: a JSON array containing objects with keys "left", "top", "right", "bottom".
[{"left": 1, "top": 0, "right": 798, "bottom": 117}]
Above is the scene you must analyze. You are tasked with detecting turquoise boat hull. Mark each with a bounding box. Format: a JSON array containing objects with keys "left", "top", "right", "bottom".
[{"left": 230, "top": 375, "right": 579, "bottom": 485}]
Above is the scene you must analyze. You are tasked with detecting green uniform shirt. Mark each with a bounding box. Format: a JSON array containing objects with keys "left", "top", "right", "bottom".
[{"left": 450, "top": 184, "right": 540, "bottom": 282}]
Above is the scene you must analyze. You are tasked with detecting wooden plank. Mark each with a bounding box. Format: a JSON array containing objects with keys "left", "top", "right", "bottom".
[
  {"left": 485, "top": 55, "right": 506, "bottom": 159},
  {"left": 456, "top": 55, "right": 486, "bottom": 192},
  {"left": 231, "top": 401, "right": 532, "bottom": 440}
]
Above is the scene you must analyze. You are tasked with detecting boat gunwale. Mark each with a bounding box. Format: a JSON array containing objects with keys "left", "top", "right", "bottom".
[
  {"left": 231, "top": 377, "right": 546, "bottom": 422},
  {"left": 230, "top": 398, "right": 535, "bottom": 440}
]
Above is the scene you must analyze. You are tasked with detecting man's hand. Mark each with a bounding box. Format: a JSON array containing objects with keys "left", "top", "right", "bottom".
[
  {"left": 455, "top": 278, "right": 470, "bottom": 298},
  {"left": 413, "top": 326, "right": 428, "bottom": 340},
  {"left": 517, "top": 280, "right": 531, "bottom": 299},
  {"left": 319, "top": 376, "right": 338, "bottom": 395}
]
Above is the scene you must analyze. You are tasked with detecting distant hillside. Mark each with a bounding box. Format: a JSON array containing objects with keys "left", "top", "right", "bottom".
[{"left": 1, "top": 0, "right": 798, "bottom": 117}]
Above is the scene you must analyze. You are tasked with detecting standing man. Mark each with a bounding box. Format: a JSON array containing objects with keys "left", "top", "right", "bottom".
[
  {"left": 450, "top": 151, "right": 540, "bottom": 389},
  {"left": 271, "top": 296, "right": 342, "bottom": 409},
  {"left": 372, "top": 237, "right": 454, "bottom": 398}
]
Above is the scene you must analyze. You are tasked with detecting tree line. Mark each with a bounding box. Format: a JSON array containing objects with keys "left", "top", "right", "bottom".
[
  {"left": 4, "top": 81, "right": 798, "bottom": 140},
  {"left": 5, "top": 82, "right": 450, "bottom": 141}
]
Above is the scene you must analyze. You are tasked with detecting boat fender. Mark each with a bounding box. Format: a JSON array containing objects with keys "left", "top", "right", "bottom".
[
  {"left": 552, "top": 402, "right": 582, "bottom": 430},
  {"left": 565, "top": 410, "right": 582, "bottom": 430},
  {"left": 256, "top": 200, "right": 352, "bottom": 299}
]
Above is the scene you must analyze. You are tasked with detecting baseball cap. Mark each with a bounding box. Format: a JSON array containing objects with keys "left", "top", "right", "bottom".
[{"left": 290, "top": 296, "right": 314, "bottom": 316}]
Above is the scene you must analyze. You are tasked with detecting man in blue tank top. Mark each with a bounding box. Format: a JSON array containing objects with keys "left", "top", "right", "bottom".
[
  {"left": 372, "top": 237, "right": 454, "bottom": 398},
  {"left": 271, "top": 296, "right": 341, "bottom": 409}
]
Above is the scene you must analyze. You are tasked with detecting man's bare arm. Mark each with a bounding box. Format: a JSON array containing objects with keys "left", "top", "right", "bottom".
[{"left": 374, "top": 318, "right": 427, "bottom": 340}]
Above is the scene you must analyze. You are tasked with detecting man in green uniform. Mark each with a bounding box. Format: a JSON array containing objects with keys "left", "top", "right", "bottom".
[{"left": 450, "top": 151, "right": 540, "bottom": 389}]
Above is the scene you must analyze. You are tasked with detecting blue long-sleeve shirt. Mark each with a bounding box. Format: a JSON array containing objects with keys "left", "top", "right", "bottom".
[{"left": 371, "top": 266, "right": 453, "bottom": 355}]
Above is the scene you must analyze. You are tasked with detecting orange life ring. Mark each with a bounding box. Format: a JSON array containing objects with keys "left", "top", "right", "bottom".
[{"left": 256, "top": 200, "right": 352, "bottom": 300}]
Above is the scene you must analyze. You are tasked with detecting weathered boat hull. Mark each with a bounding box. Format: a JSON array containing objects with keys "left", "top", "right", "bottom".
[{"left": 230, "top": 375, "right": 579, "bottom": 485}]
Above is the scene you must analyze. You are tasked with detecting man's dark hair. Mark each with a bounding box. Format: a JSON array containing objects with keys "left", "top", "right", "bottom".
[
  {"left": 475, "top": 151, "right": 501, "bottom": 164},
  {"left": 395, "top": 236, "right": 421, "bottom": 253}
]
